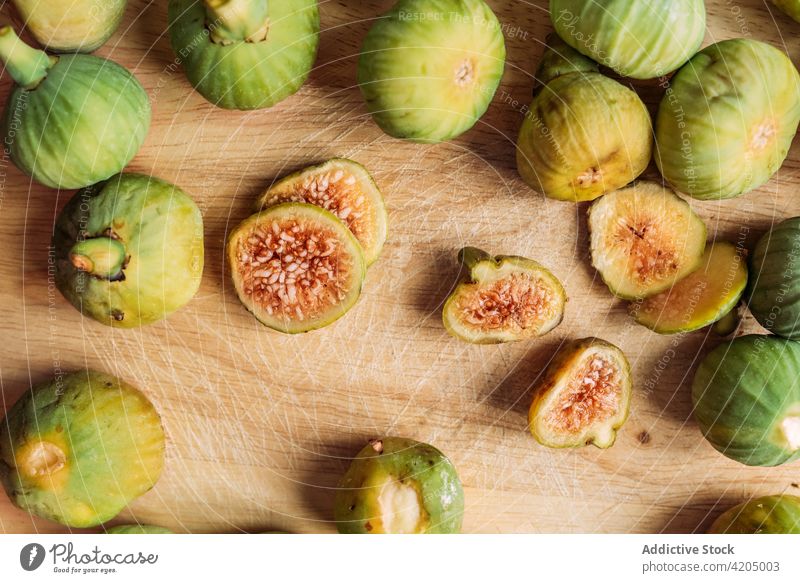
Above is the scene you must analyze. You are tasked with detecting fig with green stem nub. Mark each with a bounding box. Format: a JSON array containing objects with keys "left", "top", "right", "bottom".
[
  {"left": 0, "top": 26, "right": 150, "bottom": 190},
  {"left": 168, "top": 0, "right": 319, "bottom": 110}
]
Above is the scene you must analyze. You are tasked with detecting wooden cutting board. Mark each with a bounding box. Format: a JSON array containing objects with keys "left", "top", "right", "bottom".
[{"left": 1, "top": 0, "right": 799, "bottom": 534}]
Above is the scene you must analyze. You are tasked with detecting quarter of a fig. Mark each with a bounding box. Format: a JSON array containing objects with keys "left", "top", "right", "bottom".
[
  {"left": 358, "top": 0, "right": 506, "bottom": 143},
  {"left": 227, "top": 203, "right": 366, "bottom": 333},
  {"left": 528, "top": 338, "right": 632, "bottom": 448},
  {"left": 334, "top": 438, "right": 464, "bottom": 534},
  {"left": 442, "top": 247, "right": 567, "bottom": 344},
  {"left": 632, "top": 241, "right": 748, "bottom": 334},
  {"left": 589, "top": 182, "right": 707, "bottom": 300},
  {"left": 256, "top": 159, "right": 388, "bottom": 265}
]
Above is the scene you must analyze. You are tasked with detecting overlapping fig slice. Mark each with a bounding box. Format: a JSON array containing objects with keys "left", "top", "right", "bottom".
[
  {"left": 227, "top": 203, "right": 366, "bottom": 333},
  {"left": 442, "top": 247, "right": 567, "bottom": 344},
  {"left": 589, "top": 182, "right": 707, "bottom": 300},
  {"left": 528, "top": 338, "right": 632, "bottom": 449},
  {"left": 256, "top": 159, "right": 388, "bottom": 265}
]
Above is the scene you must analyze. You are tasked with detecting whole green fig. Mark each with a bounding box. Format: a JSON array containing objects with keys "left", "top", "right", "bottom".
[
  {"left": 709, "top": 495, "right": 800, "bottom": 534},
  {"left": 11, "top": 0, "right": 128, "bottom": 52},
  {"left": 0, "top": 27, "right": 150, "bottom": 189},
  {"left": 53, "top": 173, "right": 204, "bottom": 328},
  {"left": 168, "top": 0, "right": 319, "bottom": 110}
]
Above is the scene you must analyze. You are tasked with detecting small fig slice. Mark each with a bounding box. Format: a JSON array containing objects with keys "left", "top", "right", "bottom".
[
  {"left": 256, "top": 159, "right": 388, "bottom": 265},
  {"left": 227, "top": 202, "right": 366, "bottom": 333},
  {"left": 334, "top": 437, "right": 464, "bottom": 534},
  {"left": 632, "top": 241, "right": 748, "bottom": 334},
  {"left": 589, "top": 182, "right": 707, "bottom": 300},
  {"left": 528, "top": 338, "right": 632, "bottom": 448},
  {"left": 442, "top": 247, "right": 567, "bottom": 344}
]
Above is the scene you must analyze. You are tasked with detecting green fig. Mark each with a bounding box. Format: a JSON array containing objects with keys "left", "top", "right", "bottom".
[
  {"left": 53, "top": 173, "right": 204, "bottom": 328},
  {"left": 168, "top": 0, "right": 319, "bottom": 110},
  {"left": 773, "top": 0, "right": 800, "bottom": 22},
  {"left": 0, "top": 26, "right": 150, "bottom": 189},
  {"left": 709, "top": 495, "right": 800, "bottom": 534},
  {"left": 106, "top": 524, "right": 173, "bottom": 534},
  {"left": 11, "top": 0, "right": 128, "bottom": 53},
  {"left": 358, "top": 0, "right": 506, "bottom": 143},
  {"left": 0, "top": 371, "right": 165, "bottom": 528},
  {"left": 334, "top": 438, "right": 464, "bottom": 534}
]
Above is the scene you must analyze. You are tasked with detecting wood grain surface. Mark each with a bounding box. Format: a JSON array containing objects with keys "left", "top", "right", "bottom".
[{"left": 1, "top": 0, "right": 800, "bottom": 534}]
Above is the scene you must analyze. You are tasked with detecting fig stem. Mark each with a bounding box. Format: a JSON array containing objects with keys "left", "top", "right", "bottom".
[
  {"left": 70, "top": 237, "right": 127, "bottom": 280},
  {"left": 204, "top": 0, "right": 270, "bottom": 44},
  {"left": 458, "top": 247, "right": 494, "bottom": 271},
  {"left": 0, "top": 26, "right": 57, "bottom": 89}
]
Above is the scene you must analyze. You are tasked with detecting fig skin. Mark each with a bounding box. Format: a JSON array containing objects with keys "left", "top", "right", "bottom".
[
  {"left": 773, "top": 0, "right": 800, "bottom": 22},
  {"left": 516, "top": 44, "right": 652, "bottom": 202},
  {"left": 0, "top": 27, "right": 150, "bottom": 190},
  {"left": 358, "top": 0, "right": 506, "bottom": 143},
  {"left": 106, "top": 524, "right": 173, "bottom": 534},
  {"left": 709, "top": 495, "right": 800, "bottom": 534},
  {"left": 53, "top": 173, "right": 205, "bottom": 328},
  {"left": 10, "top": 0, "right": 127, "bottom": 53},
  {"left": 256, "top": 159, "right": 388, "bottom": 266},
  {"left": 655, "top": 39, "right": 800, "bottom": 200},
  {"left": 168, "top": 0, "right": 319, "bottom": 110},
  {"left": 0, "top": 371, "right": 165, "bottom": 528},
  {"left": 334, "top": 438, "right": 464, "bottom": 534},
  {"left": 528, "top": 338, "right": 632, "bottom": 449},
  {"left": 442, "top": 247, "right": 567, "bottom": 344},
  {"left": 550, "top": 0, "right": 706, "bottom": 80}
]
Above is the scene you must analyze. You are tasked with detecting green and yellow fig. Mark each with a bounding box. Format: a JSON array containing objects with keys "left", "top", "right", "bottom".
[
  {"left": 0, "top": 370, "right": 165, "bottom": 528},
  {"left": 0, "top": 26, "right": 150, "bottom": 190},
  {"left": 11, "top": 0, "right": 127, "bottom": 52},
  {"left": 692, "top": 335, "right": 800, "bottom": 467},
  {"left": 106, "top": 524, "right": 173, "bottom": 534},
  {"left": 773, "top": 0, "right": 800, "bottom": 23},
  {"left": 442, "top": 247, "right": 567, "bottom": 344},
  {"left": 655, "top": 39, "right": 800, "bottom": 200},
  {"left": 550, "top": 0, "right": 706, "bottom": 79},
  {"left": 256, "top": 159, "right": 388, "bottom": 266},
  {"left": 358, "top": 0, "right": 506, "bottom": 143},
  {"left": 334, "top": 438, "right": 464, "bottom": 534},
  {"left": 528, "top": 338, "right": 632, "bottom": 449},
  {"left": 517, "top": 37, "right": 652, "bottom": 202},
  {"left": 709, "top": 495, "right": 800, "bottom": 534},
  {"left": 53, "top": 173, "right": 204, "bottom": 328},
  {"left": 168, "top": 0, "right": 319, "bottom": 110},
  {"left": 227, "top": 203, "right": 365, "bottom": 333}
]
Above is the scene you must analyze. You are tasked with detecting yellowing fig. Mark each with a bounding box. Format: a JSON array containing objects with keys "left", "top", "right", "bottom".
[
  {"left": 442, "top": 247, "right": 567, "bottom": 344},
  {"left": 589, "top": 182, "right": 707, "bottom": 299},
  {"left": 528, "top": 338, "right": 632, "bottom": 448}
]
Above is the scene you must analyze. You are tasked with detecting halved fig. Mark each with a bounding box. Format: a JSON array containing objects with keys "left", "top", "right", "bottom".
[
  {"left": 255, "top": 159, "right": 388, "bottom": 265},
  {"left": 589, "top": 182, "right": 707, "bottom": 300},
  {"left": 227, "top": 203, "right": 366, "bottom": 333},
  {"left": 632, "top": 241, "right": 748, "bottom": 334},
  {"left": 442, "top": 247, "right": 567, "bottom": 344},
  {"left": 528, "top": 338, "right": 631, "bottom": 448}
]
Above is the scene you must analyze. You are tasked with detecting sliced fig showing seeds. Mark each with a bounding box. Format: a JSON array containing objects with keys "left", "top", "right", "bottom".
[
  {"left": 227, "top": 203, "right": 366, "bottom": 333},
  {"left": 589, "top": 182, "right": 707, "bottom": 300},
  {"left": 528, "top": 338, "right": 632, "bottom": 449},
  {"left": 632, "top": 241, "right": 748, "bottom": 334},
  {"left": 442, "top": 247, "right": 567, "bottom": 344},
  {"left": 256, "top": 159, "right": 388, "bottom": 265}
]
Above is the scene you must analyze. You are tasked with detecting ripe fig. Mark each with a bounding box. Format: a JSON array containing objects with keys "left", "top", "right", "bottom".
[
  {"left": 0, "top": 371, "right": 165, "bottom": 528},
  {"left": 773, "top": 0, "right": 800, "bottom": 22},
  {"left": 517, "top": 39, "right": 652, "bottom": 202},
  {"left": 168, "top": 0, "right": 319, "bottom": 110},
  {"left": 0, "top": 26, "right": 150, "bottom": 190},
  {"left": 709, "top": 495, "right": 800, "bottom": 534},
  {"left": 106, "top": 524, "right": 173, "bottom": 534},
  {"left": 589, "top": 182, "right": 707, "bottom": 300},
  {"left": 528, "top": 338, "right": 632, "bottom": 448},
  {"left": 632, "top": 242, "right": 748, "bottom": 335},
  {"left": 334, "top": 437, "right": 464, "bottom": 534},
  {"left": 358, "top": 0, "right": 506, "bottom": 143},
  {"left": 10, "top": 0, "right": 127, "bottom": 52},
  {"left": 655, "top": 39, "right": 800, "bottom": 200},
  {"left": 442, "top": 247, "right": 567, "bottom": 344},
  {"left": 53, "top": 173, "right": 205, "bottom": 328},
  {"left": 550, "top": 0, "right": 706, "bottom": 79},
  {"left": 227, "top": 203, "right": 366, "bottom": 333},
  {"left": 256, "top": 159, "right": 388, "bottom": 265}
]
